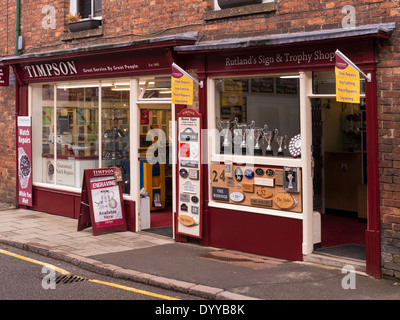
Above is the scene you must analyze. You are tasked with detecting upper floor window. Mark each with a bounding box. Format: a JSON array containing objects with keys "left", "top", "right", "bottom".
[{"left": 70, "top": 0, "right": 102, "bottom": 19}]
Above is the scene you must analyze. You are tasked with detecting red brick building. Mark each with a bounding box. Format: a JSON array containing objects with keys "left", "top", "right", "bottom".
[{"left": 1, "top": 0, "right": 400, "bottom": 279}]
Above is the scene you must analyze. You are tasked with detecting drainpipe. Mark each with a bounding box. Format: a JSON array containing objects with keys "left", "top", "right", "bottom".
[
  {"left": 16, "top": 0, "right": 20, "bottom": 55},
  {"left": 15, "top": 0, "right": 21, "bottom": 207}
]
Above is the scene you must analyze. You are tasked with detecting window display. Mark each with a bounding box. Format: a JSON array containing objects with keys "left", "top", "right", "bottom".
[
  {"left": 214, "top": 76, "right": 300, "bottom": 158},
  {"left": 210, "top": 75, "right": 303, "bottom": 215},
  {"left": 32, "top": 80, "right": 130, "bottom": 194}
]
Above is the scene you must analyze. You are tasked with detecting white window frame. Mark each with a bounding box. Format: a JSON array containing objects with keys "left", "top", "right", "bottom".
[{"left": 70, "top": 0, "right": 102, "bottom": 20}]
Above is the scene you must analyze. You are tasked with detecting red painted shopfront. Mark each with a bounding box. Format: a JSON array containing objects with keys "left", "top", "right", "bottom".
[
  {"left": 4, "top": 23, "right": 395, "bottom": 278},
  {"left": 175, "top": 24, "right": 394, "bottom": 278}
]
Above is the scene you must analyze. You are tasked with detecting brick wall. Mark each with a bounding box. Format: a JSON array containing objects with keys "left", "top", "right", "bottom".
[
  {"left": 0, "top": 81, "right": 16, "bottom": 206},
  {"left": 376, "top": 13, "right": 400, "bottom": 278}
]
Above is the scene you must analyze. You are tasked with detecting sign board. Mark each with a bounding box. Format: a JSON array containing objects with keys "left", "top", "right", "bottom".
[
  {"left": 335, "top": 51, "right": 361, "bottom": 104},
  {"left": 17, "top": 116, "right": 32, "bottom": 206},
  {"left": 177, "top": 108, "right": 203, "bottom": 238},
  {"left": 171, "top": 64, "right": 194, "bottom": 105},
  {"left": 0, "top": 67, "right": 9, "bottom": 87},
  {"left": 78, "top": 167, "right": 127, "bottom": 236}
]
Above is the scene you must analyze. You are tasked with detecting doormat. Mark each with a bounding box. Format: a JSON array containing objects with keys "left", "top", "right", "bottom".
[
  {"left": 146, "top": 226, "right": 173, "bottom": 238},
  {"left": 315, "top": 244, "right": 366, "bottom": 260},
  {"left": 150, "top": 209, "right": 172, "bottom": 228},
  {"left": 321, "top": 213, "right": 366, "bottom": 247}
]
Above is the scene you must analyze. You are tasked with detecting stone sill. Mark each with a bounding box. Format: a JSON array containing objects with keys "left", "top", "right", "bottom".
[
  {"left": 61, "top": 26, "right": 104, "bottom": 41},
  {"left": 203, "top": 2, "right": 276, "bottom": 21}
]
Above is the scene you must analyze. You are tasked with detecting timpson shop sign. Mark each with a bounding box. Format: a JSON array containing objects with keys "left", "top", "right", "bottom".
[
  {"left": 24, "top": 61, "right": 78, "bottom": 78},
  {"left": 18, "top": 49, "right": 170, "bottom": 81}
]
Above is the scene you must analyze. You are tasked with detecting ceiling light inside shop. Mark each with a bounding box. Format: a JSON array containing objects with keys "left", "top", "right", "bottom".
[{"left": 280, "top": 75, "right": 300, "bottom": 79}]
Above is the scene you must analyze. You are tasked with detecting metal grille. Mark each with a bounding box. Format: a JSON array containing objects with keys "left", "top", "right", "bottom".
[{"left": 55, "top": 274, "right": 86, "bottom": 284}]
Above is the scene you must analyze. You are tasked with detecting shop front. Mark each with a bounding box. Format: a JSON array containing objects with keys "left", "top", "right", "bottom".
[
  {"left": 175, "top": 23, "right": 394, "bottom": 278},
  {"left": 5, "top": 34, "right": 197, "bottom": 235},
  {"left": 4, "top": 23, "right": 395, "bottom": 279}
]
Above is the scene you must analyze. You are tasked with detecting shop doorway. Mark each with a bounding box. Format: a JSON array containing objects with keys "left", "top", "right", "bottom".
[
  {"left": 138, "top": 104, "right": 173, "bottom": 237},
  {"left": 311, "top": 98, "right": 367, "bottom": 260}
]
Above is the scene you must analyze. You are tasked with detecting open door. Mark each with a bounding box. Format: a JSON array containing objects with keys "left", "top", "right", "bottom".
[
  {"left": 312, "top": 97, "right": 367, "bottom": 260},
  {"left": 137, "top": 104, "right": 174, "bottom": 237}
]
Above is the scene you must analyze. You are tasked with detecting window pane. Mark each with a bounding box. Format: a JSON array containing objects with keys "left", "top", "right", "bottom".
[
  {"left": 55, "top": 84, "right": 99, "bottom": 188},
  {"left": 101, "top": 85, "right": 130, "bottom": 194},
  {"left": 139, "top": 77, "right": 171, "bottom": 100},
  {"left": 40, "top": 85, "right": 55, "bottom": 184},
  {"left": 94, "top": 0, "right": 102, "bottom": 17},
  {"left": 214, "top": 76, "right": 300, "bottom": 158},
  {"left": 78, "top": 0, "right": 92, "bottom": 18}
]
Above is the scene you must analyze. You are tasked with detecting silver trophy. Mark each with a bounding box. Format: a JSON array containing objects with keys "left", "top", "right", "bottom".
[
  {"left": 253, "top": 127, "right": 264, "bottom": 156},
  {"left": 216, "top": 116, "right": 233, "bottom": 153},
  {"left": 275, "top": 134, "right": 287, "bottom": 156},
  {"left": 234, "top": 120, "right": 255, "bottom": 155},
  {"left": 232, "top": 117, "right": 242, "bottom": 154},
  {"left": 263, "top": 126, "right": 278, "bottom": 156}
]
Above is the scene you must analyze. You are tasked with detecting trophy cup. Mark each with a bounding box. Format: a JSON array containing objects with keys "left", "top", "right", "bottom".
[
  {"left": 275, "top": 134, "right": 287, "bottom": 156},
  {"left": 263, "top": 126, "right": 277, "bottom": 156},
  {"left": 240, "top": 121, "right": 255, "bottom": 155},
  {"left": 216, "top": 116, "right": 233, "bottom": 154},
  {"left": 232, "top": 117, "right": 242, "bottom": 155},
  {"left": 253, "top": 127, "right": 264, "bottom": 156}
]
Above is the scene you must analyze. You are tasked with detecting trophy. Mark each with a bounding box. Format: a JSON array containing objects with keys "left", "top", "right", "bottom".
[
  {"left": 275, "top": 134, "right": 287, "bottom": 156},
  {"left": 252, "top": 127, "right": 264, "bottom": 156},
  {"left": 263, "top": 126, "right": 277, "bottom": 156},
  {"left": 232, "top": 117, "right": 242, "bottom": 155},
  {"left": 233, "top": 120, "right": 255, "bottom": 155},
  {"left": 216, "top": 116, "right": 233, "bottom": 154}
]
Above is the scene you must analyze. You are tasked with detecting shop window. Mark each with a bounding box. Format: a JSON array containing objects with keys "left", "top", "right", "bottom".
[
  {"left": 31, "top": 80, "right": 130, "bottom": 194},
  {"left": 101, "top": 85, "right": 130, "bottom": 194},
  {"left": 213, "top": 76, "right": 301, "bottom": 158}
]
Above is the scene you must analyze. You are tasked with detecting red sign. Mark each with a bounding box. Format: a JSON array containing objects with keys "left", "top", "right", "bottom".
[
  {"left": 206, "top": 41, "right": 375, "bottom": 73},
  {"left": 0, "top": 67, "right": 9, "bottom": 87},
  {"left": 16, "top": 49, "right": 170, "bottom": 82},
  {"left": 17, "top": 117, "right": 32, "bottom": 206},
  {"left": 78, "top": 167, "right": 127, "bottom": 236}
]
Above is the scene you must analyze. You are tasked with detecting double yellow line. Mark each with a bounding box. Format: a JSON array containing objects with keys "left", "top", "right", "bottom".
[{"left": 0, "top": 248, "right": 180, "bottom": 300}]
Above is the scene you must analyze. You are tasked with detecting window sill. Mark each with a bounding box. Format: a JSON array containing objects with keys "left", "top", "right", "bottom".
[
  {"left": 203, "top": 2, "right": 276, "bottom": 21},
  {"left": 61, "top": 26, "right": 104, "bottom": 41}
]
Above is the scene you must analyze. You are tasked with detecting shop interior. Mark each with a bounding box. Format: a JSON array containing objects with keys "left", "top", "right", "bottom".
[
  {"left": 311, "top": 97, "right": 367, "bottom": 260},
  {"left": 138, "top": 104, "right": 173, "bottom": 237}
]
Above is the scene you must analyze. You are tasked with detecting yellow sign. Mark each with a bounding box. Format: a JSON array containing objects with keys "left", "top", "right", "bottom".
[
  {"left": 221, "top": 79, "right": 243, "bottom": 107},
  {"left": 172, "top": 65, "right": 194, "bottom": 105},
  {"left": 335, "top": 53, "right": 360, "bottom": 104}
]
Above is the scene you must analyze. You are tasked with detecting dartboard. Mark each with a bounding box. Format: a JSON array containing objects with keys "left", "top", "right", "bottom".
[
  {"left": 288, "top": 134, "right": 301, "bottom": 158},
  {"left": 20, "top": 155, "right": 31, "bottom": 177}
]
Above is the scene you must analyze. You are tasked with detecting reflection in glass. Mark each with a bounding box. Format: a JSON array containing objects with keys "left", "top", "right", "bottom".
[
  {"left": 214, "top": 76, "right": 300, "bottom": 158},
  {"left": 101, "top": 86, "right": 130, "bottom": 194}
]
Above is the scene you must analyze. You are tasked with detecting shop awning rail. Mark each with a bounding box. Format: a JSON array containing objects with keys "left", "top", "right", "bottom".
[
  {"left": 0, "top": 32, "right": 199, "bottom": 65},
  {"left": 175, "top": 23, "right": 395, "bottom": 53}
]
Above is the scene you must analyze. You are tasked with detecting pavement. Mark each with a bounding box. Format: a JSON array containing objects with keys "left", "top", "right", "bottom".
[{"left": 0, "top": 207, "right": 399, "bottom": 300}]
